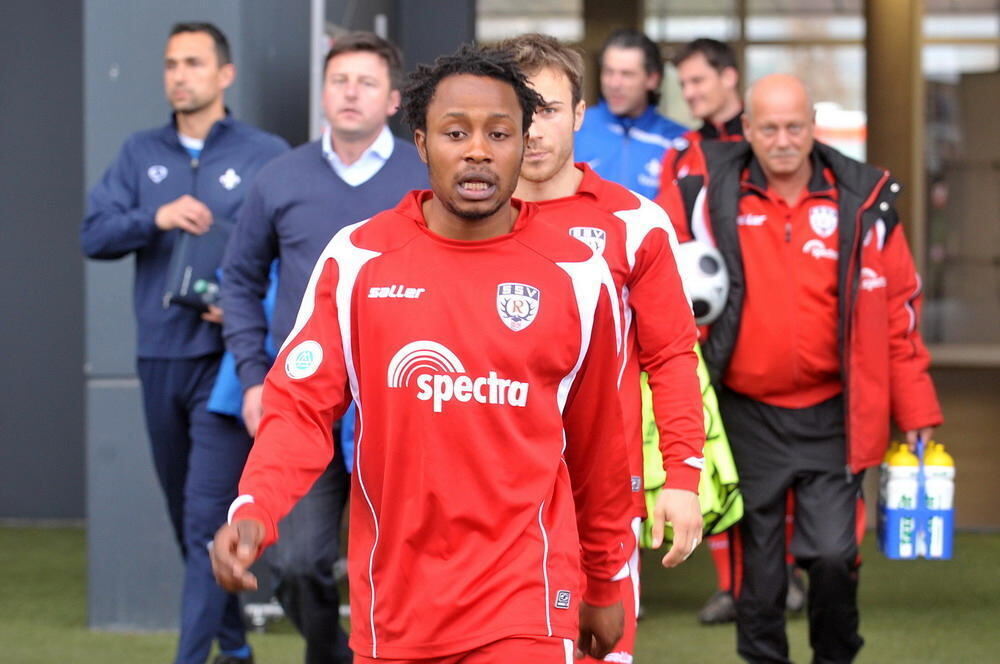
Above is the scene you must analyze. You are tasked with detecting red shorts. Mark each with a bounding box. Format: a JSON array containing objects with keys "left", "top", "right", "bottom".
[{"left": 353, "top": 636, "right": 574, "bottom": 664}]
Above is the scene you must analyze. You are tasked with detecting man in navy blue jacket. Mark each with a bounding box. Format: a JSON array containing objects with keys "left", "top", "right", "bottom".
[
  {"left": 220, "top": 32, "right": 427, "bottom": 664},
  {"left": 81, "top": 23, "right": 288, "bottom": 664}
]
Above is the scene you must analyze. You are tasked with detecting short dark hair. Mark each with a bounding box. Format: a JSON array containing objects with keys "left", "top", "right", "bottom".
[
  {"left": 169, "top": 22, "right": 231, "bottom": 66},
  {"left": 599, "top": 29, "right": 663, "bottom": 106},
  {"left": 402, "top": 43, "right": 544, "bottom": 134},
  {"left": 496, "top": 34, "right": 585, "bottom": 108},
  {"left": 671, "top": 38, "right": 738, "bottom": 74},
  {"left": 324, "top": 31, "right": 404, "bottom": 89}
]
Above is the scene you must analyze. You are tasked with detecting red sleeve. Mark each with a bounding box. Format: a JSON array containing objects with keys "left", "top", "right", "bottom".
[
  {"left": 629, "top": 212, "right": 705, "bottom": 493},
  {"left": 231, "top": 256, "right": 352, "bottom": 549},
  {"left": 562, "top": 287, "right": 633, "bottom": 606},
  {"left": 882, "top": 224, "right": 943, "bottom": 431}
]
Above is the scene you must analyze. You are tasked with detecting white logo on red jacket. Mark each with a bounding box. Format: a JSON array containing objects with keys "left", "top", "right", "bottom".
[
  {"left": 737, "top": 214, "right": 767, "bottom": 226},
  {"left": 497, "top": 283, "right": 540, "bottom": 331},
  {"left": 802, "top": 239, "right": 839, "bottom": 261},
  {"left": 387, "top": 340, "right": 529, "bottom": 413},
  {"left": 569, "top": 227, "right": 607, "bottom": 255},
  {"left": 809, "top": 205, "right": 838, "bottom": 238},
  {"left": 860, "top": 267, "right": 887, "bottom": 291}
]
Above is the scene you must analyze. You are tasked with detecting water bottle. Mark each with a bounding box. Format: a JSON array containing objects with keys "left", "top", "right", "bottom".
[
  {"left": 923, "top": 441, "right": 955, "bottom": 559},
  {"left": 881, "top": 443, "right": 920, "bottom": 558}
]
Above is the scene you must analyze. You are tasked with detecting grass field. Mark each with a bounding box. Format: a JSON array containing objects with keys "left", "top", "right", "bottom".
[{"left": 1, "top": 526, "right": 998, "bottom": 663}]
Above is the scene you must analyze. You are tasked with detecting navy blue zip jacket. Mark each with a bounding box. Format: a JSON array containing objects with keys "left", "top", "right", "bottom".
[{"left": 82, "top": 114, "right": 289, "bottom": 359}]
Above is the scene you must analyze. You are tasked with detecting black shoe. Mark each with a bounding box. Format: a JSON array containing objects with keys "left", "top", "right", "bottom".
[
  {"left": 786, "top": 565, "right": 806, "bottom": 613},
  {"left": 212, "top": 653, "right": 254, "bottom": 664},
  {"left": 698, "top": 590, "right": 736, "bottom": 624}
]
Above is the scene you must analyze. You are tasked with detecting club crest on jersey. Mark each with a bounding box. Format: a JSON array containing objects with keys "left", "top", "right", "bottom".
[
  {"left": 569, "top": 226, "right": 607, "bottom": 255},
  {"left": 147, "top": 165, "right": 168, "bottom": 183},
  {"left": 496, "top": 283, "right": 540, "bottom": 332},
  {"left": 809, "top": 205, "right": 838, "bottom": 238}
]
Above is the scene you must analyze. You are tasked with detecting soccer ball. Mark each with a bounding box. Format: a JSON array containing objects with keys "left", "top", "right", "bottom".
[{"left": 674, "top": 240, "right": 729, "bottom": 325}]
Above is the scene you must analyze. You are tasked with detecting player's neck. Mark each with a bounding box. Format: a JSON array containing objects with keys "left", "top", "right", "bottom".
[
  {"left": 175, "top": 101, "right": 225, "bottom": 141},
  {"left": 514, "top": 162, "right": 583, "bottom": 202},
  {"left": 422, "top": 196, "right": 517, "bottom": 242}
]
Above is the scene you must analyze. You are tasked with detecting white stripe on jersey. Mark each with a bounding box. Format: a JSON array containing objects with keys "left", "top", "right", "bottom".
[
  {"left": 615, "top": 192, "right": 680, "bottom": 272},
  {"left": 287, "top": 219, "right": 384, "bottom": 655},
  {"left": 691, "top": 186, "right": 712, "bottom": 247},
  {"left": 554, "top": 253, "right": 605, "bottom": 414}
]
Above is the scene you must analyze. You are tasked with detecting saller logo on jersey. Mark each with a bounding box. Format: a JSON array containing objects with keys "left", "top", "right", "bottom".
[
  {"left": 387, "top": 340, "right": 529, "bottom": 412},
  {"left": 569, "top": 226, "right": 607, "bottom": 255},
  {"left": 496, "top": 282, "right": 540, "bottom": 331}
]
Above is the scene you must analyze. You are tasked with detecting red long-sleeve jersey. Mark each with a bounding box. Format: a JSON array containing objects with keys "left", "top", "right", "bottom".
[
  {"left": 230, "top": 191, "right": 632, "bottom": 659},
  {"left": 536, "top": 165, "right": 705, "bottom": 513}
]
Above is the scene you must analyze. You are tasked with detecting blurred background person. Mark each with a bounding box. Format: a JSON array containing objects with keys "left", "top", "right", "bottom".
[
  {"left": 81, "top": 22, "right": 288, "bottom": 664},
  {"left": 221, "top": 31, "right": 427, "bottom": 664},
  {"left": 575, "top": 29, "right": 686, "bottom": 199}
]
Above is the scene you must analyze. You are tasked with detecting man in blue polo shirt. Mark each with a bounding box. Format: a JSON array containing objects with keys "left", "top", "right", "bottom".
[
  {"left": 575, "top": 29, "right": 686, "bottom": 199},
  {"left": 81, "top": 22, "right": 288, "bottom": 664},
  {"left": 220, "top": 32, "right": 428, "bottom": 664}
]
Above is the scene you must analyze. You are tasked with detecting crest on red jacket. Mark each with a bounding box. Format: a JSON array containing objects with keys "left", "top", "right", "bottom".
[{"left": 809, "top": 205, "right": 838, "bottom": 238}]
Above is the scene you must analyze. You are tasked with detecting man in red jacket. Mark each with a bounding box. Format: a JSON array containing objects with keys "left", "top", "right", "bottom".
[
  {"left": 210, "top": 44, "right": 633, "bottom": 663},
  {"left": 660, "top": 73, "right": 942, "bottom": 664},
  {"left": 500, "top": 33, "right": 706, "bottom": 664},
  {"left": 655, "top": 37, "right": 807, "bottom": 626}
]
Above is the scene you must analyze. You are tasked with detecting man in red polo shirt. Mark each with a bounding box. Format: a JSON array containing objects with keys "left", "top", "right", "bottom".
[
  {"left": 660, "top": 74, "right": 942, "bottom": 664},
  {"left": 500, "top": 33, "right": 705, "bottom": 664}
]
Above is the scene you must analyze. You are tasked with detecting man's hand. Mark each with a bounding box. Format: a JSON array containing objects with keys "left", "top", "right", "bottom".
[
  {"left": 576, "top": 600, "right": 624, "bottom": 660},
  {"left": 154, "top": 194, "right": 213, "bottom": 234},
  {"left": 905, "top": 427, "right": 935, "bottom": 453},
  {"left": 201, "top": 304, "right": 223, "bottom": 324},
  {"left": 242, "top": 384, "right": 265, "bottom": 437},
  {"left": 652, "top": 488, "right": 703, "bottom": 568},
  {"left": 210, "top": 519, "right": 264, "bottom": 592}
]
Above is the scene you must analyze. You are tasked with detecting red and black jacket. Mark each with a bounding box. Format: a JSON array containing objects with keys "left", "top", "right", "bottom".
[
  {"left": 655, "top": 114, "right": 745, "bottom": 236},
  {"left": 666, "top": 139, "right": 942, "bottom": 473}
]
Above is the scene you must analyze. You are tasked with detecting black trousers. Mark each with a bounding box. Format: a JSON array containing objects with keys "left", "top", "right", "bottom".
[
  {"left": 720, "top": 389, "right": 865, "bottom": 664},
  {"left": 267, "top": 441, "right": 353, "bottom": 664}
]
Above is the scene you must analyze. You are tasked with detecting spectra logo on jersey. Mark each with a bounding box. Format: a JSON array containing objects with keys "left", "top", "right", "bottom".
[
  {"left": 496, "top": 283, "right": 540, "bottom": 331},
  {"left": 569, "top": 226, "right": 607, "bottom": 255},
  {"left": 386, "top": 340, "right": 529, "bottom": 413}
]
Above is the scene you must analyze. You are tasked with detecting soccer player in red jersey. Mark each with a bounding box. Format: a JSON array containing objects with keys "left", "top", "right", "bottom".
[
  {"left": 210, "top": 45, "right": 634, "bottom": 663},
  {"left": 500, "top": 34, "right": 706, "bottom": 664}
]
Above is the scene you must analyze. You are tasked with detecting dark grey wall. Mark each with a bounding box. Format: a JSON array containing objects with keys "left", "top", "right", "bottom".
[{"left": 0, "top": 1, "right": 85, "bottom": 519}]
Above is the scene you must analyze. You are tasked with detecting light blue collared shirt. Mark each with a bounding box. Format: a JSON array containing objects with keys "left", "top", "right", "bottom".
[{"left": 321, "top": 125, "right": 395, "bottom": 186}]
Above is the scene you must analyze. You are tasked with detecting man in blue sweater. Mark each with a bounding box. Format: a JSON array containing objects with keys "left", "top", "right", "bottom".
[
  {"left": 220, "top": 32, "right": 428, "bottom": 664},
  {"left": 574, "top": 29, "right": 687, "bottom": 199},
  {"left": 81, "top": 23, "right": 288, "bottom": 664}
]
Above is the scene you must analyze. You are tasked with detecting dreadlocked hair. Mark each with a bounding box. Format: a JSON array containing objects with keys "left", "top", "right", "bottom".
[{"left": 403, "top": 43, "right": 544, "bottom": 134}]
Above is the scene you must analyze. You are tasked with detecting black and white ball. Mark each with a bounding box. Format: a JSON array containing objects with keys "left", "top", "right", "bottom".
[{"left": 674, "top": 240, "right": 729, "bottom": 325}]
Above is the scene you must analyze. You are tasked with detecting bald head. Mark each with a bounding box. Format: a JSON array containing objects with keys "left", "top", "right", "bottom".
[
  {"left": 742, "top": 73, "right": 816, "bottom": 184},
  {"left": 744, "top": 74, "right": 813, "bottom": 121}
]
